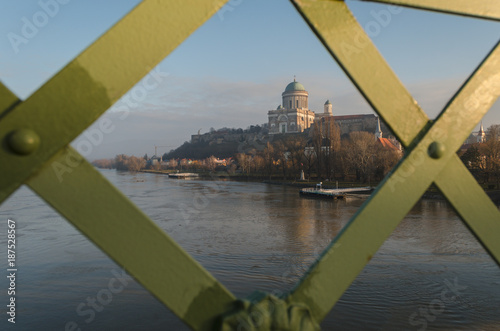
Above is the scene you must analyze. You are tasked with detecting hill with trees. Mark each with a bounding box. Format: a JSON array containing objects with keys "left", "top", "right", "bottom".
[{"left": 162, "top": 125, "right": 269, "bottom": 160}]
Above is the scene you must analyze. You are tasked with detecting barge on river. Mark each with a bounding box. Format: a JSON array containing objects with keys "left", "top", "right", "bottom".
[
  {"left": 300, "top": 185, "right": 373, "bottom": 199},
  {"left": 168, "top": 173, "right": 199, "bottom": 179}
]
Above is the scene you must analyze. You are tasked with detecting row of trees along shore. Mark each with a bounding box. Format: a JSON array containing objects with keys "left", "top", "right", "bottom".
[
  {"left": 93, "top": 119, "right": 402, "bottom": 184},
  {"left": 92, "top": 123, "right": 500, "bottom": 188}
]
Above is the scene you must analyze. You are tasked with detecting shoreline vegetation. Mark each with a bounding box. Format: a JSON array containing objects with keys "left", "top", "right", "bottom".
[
  {"left": 128, "top": 169, "right": 500, "bottom": 205},
  {"left": 93, "top": 126, "right": 404, "bottom": 189},
  {"left": 92, "top": 123, "right": 500, "bottom": 204}
]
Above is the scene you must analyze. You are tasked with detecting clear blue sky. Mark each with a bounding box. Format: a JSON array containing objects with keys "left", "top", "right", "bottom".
[{"left": 0, "top": 0, "right": 498, "bottom": 158}]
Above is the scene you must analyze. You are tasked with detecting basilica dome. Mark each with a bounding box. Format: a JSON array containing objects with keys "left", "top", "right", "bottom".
[
  {"left": 281, "top": 78, "right": 308, "bottom": 110},
  {"left": 284, "top": 80, "right": 306, "bottom": 92}
]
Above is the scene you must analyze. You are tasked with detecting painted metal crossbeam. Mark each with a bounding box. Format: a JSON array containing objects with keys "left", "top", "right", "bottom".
[
  {"left": 436, "top": 155, "right": 500, "bottom": 262},
  {"left": 0, "top": 82, "right": 20, "bottom": 117},
  {"left": 288, "top": 0, "right": 500, "bottom": 323},
  {"left": 26, "top": 146, "right": 235, "bottom": 331},
  {"left": 0, "top": 0, "right": 229, "bottom": 204},
  {"left": 1, "top": 0, "right": 499, "bottom": 329},
  {"left": 358, "top": 0, "right": 500, "bottom": 21},
  {"left": 0, "top": 1, "right": 236, "bottom": 330},
  {"left": 0, "top": 79, "right": 234, "bottom": 330}
]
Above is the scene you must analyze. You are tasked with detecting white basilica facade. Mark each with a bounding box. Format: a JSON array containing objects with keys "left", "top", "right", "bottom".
[{"left": 267, "top": 79, "right": 333, "bottom": 134}]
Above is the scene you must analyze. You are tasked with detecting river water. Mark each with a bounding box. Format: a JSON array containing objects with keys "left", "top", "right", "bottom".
[{"left": 1, "top": 169, "right": 500, "bottom": 330}]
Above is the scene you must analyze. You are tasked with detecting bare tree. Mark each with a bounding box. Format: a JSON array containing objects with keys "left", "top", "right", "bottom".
[
  {"left": 324, "top": 119, "right": 341, "bottom": 181},
  {"left": 253, "top": 155, "right": 265, "bottom": 174},
  {"left": 179, "top": 158, "right": 188, "bottom": 171},
  {"left": 92, "top": 158, "right": 114, "bottom": 169},
  {"left": 460, "top": 145, "right": 484, "bottom": 170},
  {"left": 311, "top": 122, "right": 324, "bottom": 179},
  {"left": 274, "top": 141, "right": 289, "bottom": 180},
  {"left": 263, "top": 142, "right": 275, "bottom": 180},
  {"left": 311, "top": 119, "right": 341, "bottom": 180},
  {"left": 303, "top": 145, "right": 316, "bottom": 181},
  {"left": 126, "top": 156, "right": 146, "bottom": 171},
  {"left": 374, "top": 145, "right": 400, "bottom": 180},
  {"left": 168, "top": 158, "right": 178, "bottom": 169},
  {"left": 480, "top": 125, "right": 500, "bottom": 188},
  {"left": 284, "top": 135, "right": 307, "bottom": 179},
  {"left": 205, "top": 155, "right": 217, "bottom": 172},
  {"left": 236, "top": 153, "right": 253, "bottom": 174},
  {"left": 114, "top": 154, "right": 128, "bottom": 171},
  {"left": 344, "top": 131, "right": 378, "bottom": 183}
]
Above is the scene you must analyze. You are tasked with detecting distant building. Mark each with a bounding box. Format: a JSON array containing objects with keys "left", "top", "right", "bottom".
[
  {"left": 464, "top": 122, "right": 487, "bottom": 145},
  {"left": 477, "top": 122, "right": 486, "bottom": 143},
  {"left": 375, "top": 117, "right": 401, "bottom": 151},
  {"left": 375, "top": 115, "right": 383, "bottom": 139},
  {"left": 267, "top": 78, "right": 316, "bottom": 134},
  {"left": 147, "top": 155, "right": 162, "bottom": 167},
  {"left": 268, "top": 78, "right": 392, "bottom": 138},
  {"left": 332, "top": 114, "right": 381, "bottom": 137},
  {"left": 315, "top": 99, "right": 333, "bottom": 120}
]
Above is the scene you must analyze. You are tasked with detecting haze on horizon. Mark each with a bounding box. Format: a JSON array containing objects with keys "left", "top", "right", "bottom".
[{"left": 0, "top": 0, "right": 498, "bottom": 160}]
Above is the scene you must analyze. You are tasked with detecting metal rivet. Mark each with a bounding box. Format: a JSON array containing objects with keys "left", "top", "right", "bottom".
[
  {"left": 7, "top": 129, "right": 40, "bottom": 155},
  {"left": 428, "top": 141, "right": 445, "bottom": 159}
]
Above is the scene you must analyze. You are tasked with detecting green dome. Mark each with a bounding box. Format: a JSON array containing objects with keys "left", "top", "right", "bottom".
[
  {"left": 284, "top": 80, "right": 306, "bottom": 92},
  {"left": 325, "top": 99, "right": 331, "bottom": 105}
]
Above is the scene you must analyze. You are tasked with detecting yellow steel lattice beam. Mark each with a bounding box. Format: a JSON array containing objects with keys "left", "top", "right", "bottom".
[
  {"left": 358, "top": 0, "right": 500, "bottom": 21},
  {"left": 0, "top": 82, "right": 20, "bottom": 118},
  {"left": 1, "top": 0, "right": 499, "bottom": 329},
  {"left": 0, "top": 0, "right": 230, "bottom": 204},
  {"left": 436, "top": 155, "right": 500, "bottom": 261},
  {"left": 0, "top": 1, "right": 238, "bottom": 330},
  {"left": 27, "top": 147, "right": 235, "bottom": 331},
  {"left": 289, "top": 0, "right": 500, "bottom": 323}
]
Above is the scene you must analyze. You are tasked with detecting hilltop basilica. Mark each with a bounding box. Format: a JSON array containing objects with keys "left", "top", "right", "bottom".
[{"left": 268, "top": 78, "right": 384, "bottom": 138}]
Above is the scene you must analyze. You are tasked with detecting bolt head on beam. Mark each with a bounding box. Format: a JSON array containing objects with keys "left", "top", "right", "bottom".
[
  {"left": 7, "top": 129, "right": 40, "bottom": 156},
  {"left": 428, "top": 141, "right": 446, "bottom": 159}
]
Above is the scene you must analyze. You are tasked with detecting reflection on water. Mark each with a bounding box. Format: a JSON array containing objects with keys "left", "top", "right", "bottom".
[{"left": 1, "top": 169, "right": 499, "bottom": 330}]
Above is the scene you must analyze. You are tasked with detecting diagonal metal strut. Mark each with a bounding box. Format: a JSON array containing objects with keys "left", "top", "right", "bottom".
[{"left": 289, "top": 0, "right": 500, "bottom": 323}]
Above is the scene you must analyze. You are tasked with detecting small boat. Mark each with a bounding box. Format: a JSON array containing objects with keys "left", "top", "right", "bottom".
[
  {"left": 300, "top": 183, "right": 372, "bottom": 199},
  {"left": 168, "top": 173, "right": 199, "bottom": 179}
]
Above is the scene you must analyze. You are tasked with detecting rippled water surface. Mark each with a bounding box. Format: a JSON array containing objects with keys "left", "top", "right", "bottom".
[{"left": 1, "top": 169, "right": 500, "bottom": 330}]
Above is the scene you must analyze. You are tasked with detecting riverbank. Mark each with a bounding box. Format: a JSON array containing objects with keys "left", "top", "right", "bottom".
[
  {"left": 140, "top": 170, "right": 372, "bottom": 189},
  {"left": 139, "top": 169, "right": 500, "bottom": 204}
]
